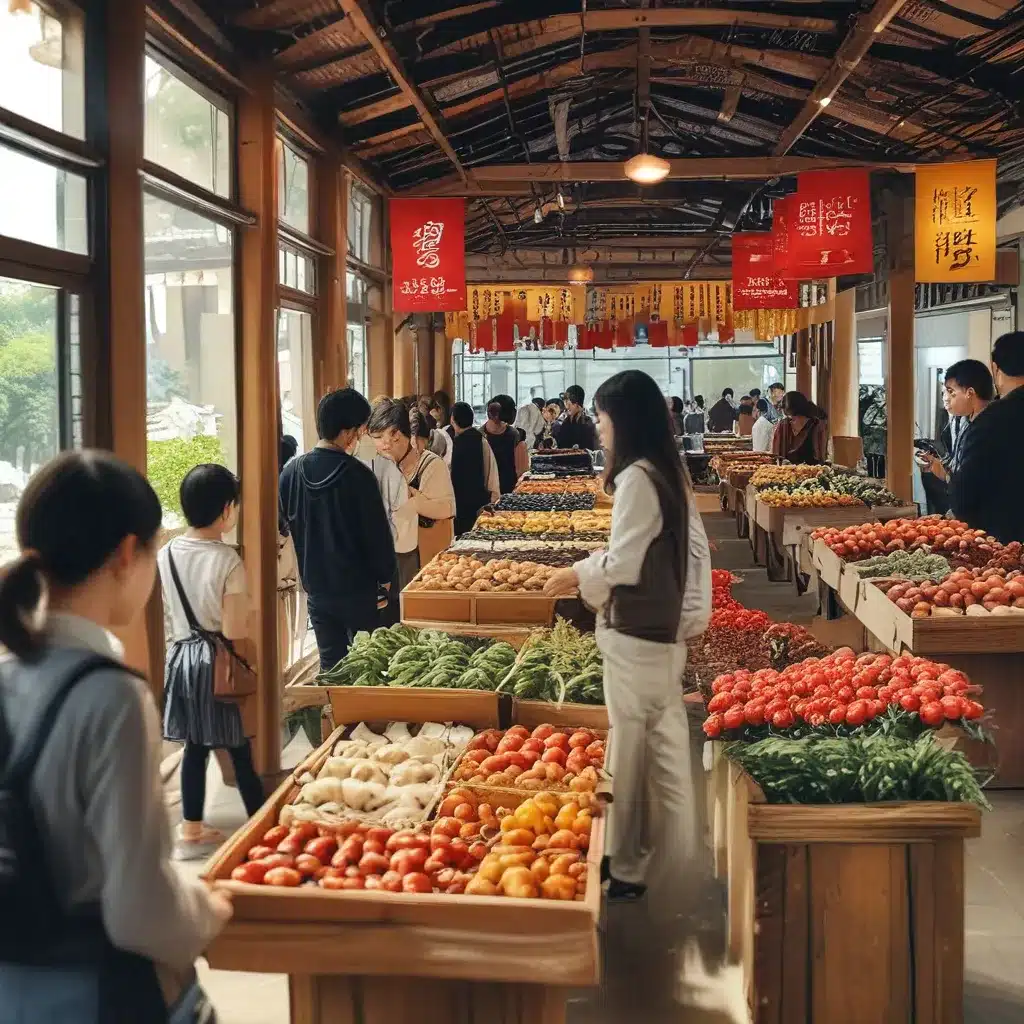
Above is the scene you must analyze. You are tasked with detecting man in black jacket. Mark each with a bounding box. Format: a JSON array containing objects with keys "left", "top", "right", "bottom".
[
  {"left": 707, "top": 388, "right": 738, "bottom": 432},
  {"left": 280, "top": 388, "right": 397, "bottom": 669},
  {"left": 950, "top": 332, "right": 1024, "bottom": 543},
  {"left": 558, "top": 385, "right": 599, "bottom": 450}
]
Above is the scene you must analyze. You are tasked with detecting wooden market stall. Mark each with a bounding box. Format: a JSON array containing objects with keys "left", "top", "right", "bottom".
[
  {"left": 808, "top": 537, "right": 1024, "bottom": 787},
  {"left": 204, "top": 688, "right": 606, "bottom": 1024},
  {"left": 711, "top": 757, "right": 980, "bottom": 1023}
]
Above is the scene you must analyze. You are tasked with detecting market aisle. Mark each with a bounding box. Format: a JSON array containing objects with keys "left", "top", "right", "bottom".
[{"left": 702, "top": 510, "right": 1024, "bottom": 1023}]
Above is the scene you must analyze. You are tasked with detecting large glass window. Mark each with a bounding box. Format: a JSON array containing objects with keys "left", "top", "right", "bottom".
[
  {"left": 277, "top": 308, "right": 313, "bottom": 453},
  {"left": 278, "top": 244, "right": 315, "bottom": 294},
  {"left": 0, "top": 1, "right": 85, "bottom": 138},
  {"left": 346, "top": 271, "right": 368, "bottom": 396},
  {"left": 144, "top": 194, "right": 236, "bottom": 526},
  {"left": 144, "top": 54, "right": 231, "bottom": 199},
  {"left": 0, "top": 277, "right": 61, "bottom": 563},
  {"left": 347, "top": 183, "right": 377, "bottom": 264},
  {"left": 277, "top": 139, "right": 310, "bottom": 234},
  {"left": 690, "top": 355, "right": 784, "bottom": 403},
  {"left": 0, "top": 144, "right": 88, "bottom": 253}
]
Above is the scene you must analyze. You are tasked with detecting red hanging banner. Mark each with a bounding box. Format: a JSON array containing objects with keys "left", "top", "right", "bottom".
[
  {"left": 732, "top": 233, "right": 799, "bottom": 310},
  {"left": 390, "top": 198, "right": 467, "bottom": 313},
  {"left": 771, "top": 196, "right": 797, "bottom": 280},
  {"left": 791, "top": 170, "right": 873, "bottom": 275}
]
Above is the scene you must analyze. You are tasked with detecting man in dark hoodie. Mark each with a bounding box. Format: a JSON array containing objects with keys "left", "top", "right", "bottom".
[
  {"left": 280, "top": 388, "right": 397, "bottom": 670},
  {"left": 707, "top": 388, "right": 739, "bottom": 433},
  {"left": 558, "top": 385, "right": 599, "bottom": 450}
]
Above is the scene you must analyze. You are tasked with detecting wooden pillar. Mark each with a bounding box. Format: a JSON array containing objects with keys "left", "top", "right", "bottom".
[
  {"left": 416, "top": 318, "right": 433, "bottom": 399},
  {"left": 367, "top": 283, "right": 391, "bottom": 399},
  {"left": 796, "top": 327, "right": 812, "bottom": 396},
  {"left": 101, "top": 0, "right": 152, "bottom": 681},
  {"left": 237, "top": 67, "right": 281, "bottom": 779},
  {"left": 886, "top": 190, "right": 916, "bottom": 504},
  {"left": 317, "top": 155, "right": 347, "bottom": 396},
  {"left": 830, "top": 288, "right": 863, "bottom": 467},
  {"left": 393, "top": 322, "right": 417, "bottom": 397},
  {"left": 433, "top": 319, "right": 452, "bottom": 398},
  {"left": 887, "top": 268, "right": 916, "bottom": 502}
]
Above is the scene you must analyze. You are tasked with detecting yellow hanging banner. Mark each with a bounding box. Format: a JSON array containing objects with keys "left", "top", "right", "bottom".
[{"left": 915, "top": 160, "right": 997, "bottom": 283}]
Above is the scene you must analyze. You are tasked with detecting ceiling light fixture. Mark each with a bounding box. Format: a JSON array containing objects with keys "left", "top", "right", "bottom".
[
  {"left": 533, "top": 204, "right": 543, "bottom": 224},
  {"left": 624, "top": 153, "right": 671, "bottom": 185},
  {"left": 568, "top": 265, "right": 594, "bottom": 284},
  {"left": 818, "top": 95, "right": 832, "bottom": 107},
  {"left": 556, "top": 192, "right": 566, "bottom": 211}
]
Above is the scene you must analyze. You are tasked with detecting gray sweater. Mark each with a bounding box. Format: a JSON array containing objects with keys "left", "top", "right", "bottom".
[{"left": 0, "top": 613, "right": 222, "bottom": 971}]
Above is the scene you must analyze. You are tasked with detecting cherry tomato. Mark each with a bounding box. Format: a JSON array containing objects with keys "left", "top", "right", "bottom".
[
  {"left": 845, "top": 700, "right": 868, "bottom": 727},
  {"left": 263, "top": 866, "right": 302, "bottom": 887},
  {"left": 771, "top": 708, "right": 795, "bottom": 729},
  {"left": 828, "top": 706, "right": 847, "bottom": 726},
  {"left": 231, "top": 861, "right": 269, "bottom": 884},
  {"left": 898, "top": 693, "right": 921, "bottom": 713},
  {"left": 703, "top": 714, "right": 723, "bottom": 738},
  {"left": 940, "top": 695, "right": 965, "bottom": 720},
  {"left": 919, "top": 702, "right": 945, "bottom": 727},
  {"left": 723, "top": 706, "right": 746, "bottom": 731}
]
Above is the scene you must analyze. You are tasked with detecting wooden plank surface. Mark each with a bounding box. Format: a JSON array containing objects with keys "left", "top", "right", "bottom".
[
  {"left": 932, "top": 838, "right": 967, "bottom": 1024},
  {"left": 753, "top": 844, "right": 786, "bottom": 1024},
  {"left": 780, "top": 845, "right": 809, "bottom": 1022},
  {"left": 909, "top": 843, "right": 936, "bottom": 1024},
  {"left": 747, "top": 801, "right": 981, "bottom": 843}
]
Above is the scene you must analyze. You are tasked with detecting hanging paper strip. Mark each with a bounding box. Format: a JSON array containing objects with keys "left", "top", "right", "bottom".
[
  {"left": 647, "top": 321, "right": 669, "bottom": 347},
  {"left": 575, "top": 324, "right": 593, "bottom": 351},
  {"left": 771, "top": 195, "right": 797, "bottom": 279},
  {"left": 681, "top": 323, "right": 699, "bottom": 348},
  {"left": 614, "top": 318, "right": 635, "bottom": 348},
  {"left": 732, "top": 233, "right": 799, "bottom": 310},
  {"left": 915, "top": 159, "right": 996, "bottom": 283},
  {"left": 390, "top": 197, "right": 466, "bottom": 313},
  {"left": 494, "top": 316, "right": 515, "bottom": 352},
  {"left": 791, "top": 169, "right": 873, "bottom": 275},
  {"left": 717, "top": 321, "right": 735, "bottom": 345}
]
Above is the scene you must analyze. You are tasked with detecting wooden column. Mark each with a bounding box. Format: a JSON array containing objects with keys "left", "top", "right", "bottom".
[
  {"left": 887, "top": 268, "right": 916, "bottom": 502},
  {"left": 367, "top": 283, "right": 391, "bottom": 399},
  {"left": 416, "top": 318, "right": 433, "bottom": 399},
  {"left": 830, "top": 287, "right": 863, "bottom": 468},
  {"left": 317, "top": 155, "right": 348, "bottom": 396},
  {"left": 237, "top": 67, "right": 281, "bottom": 779},
  {"left": 433, "top": 319, "right": 452, "bottom": 398},
  {"left": 886, "top": 190, "right": 916, "bottom": 504},
  {"left": 101, "top": 0, "right": 152, "bottom": 681},
  {"left": 796, "top": 327, "right": 812, "bottom": 396},
  {"left": 393, "top": 321, "right": 417, "bottom": 397}
]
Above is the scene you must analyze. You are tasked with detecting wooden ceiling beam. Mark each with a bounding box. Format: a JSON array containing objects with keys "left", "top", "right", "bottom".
[
  {"left": 424, "top": 9, "right": 837, "bottom": 59},
  {"left": 773, "top": 0, "right": 908, "bottom": 156},
  {"left": 338, "top": 0, "right": 468, "bottom": 182},
  {"left": 397, "top": 156, "right": 915, "bottom": 195}
]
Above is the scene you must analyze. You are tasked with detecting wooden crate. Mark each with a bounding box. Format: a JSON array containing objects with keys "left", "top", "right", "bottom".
[
  {"left": 513, "top": 699, "right": 608, "bottom": 732},
  {"left": 717, "top": 761, "right": 981, "bottom": 1023},
  {"left": 204, "top": 686, "right": 604, "bottom": 999}
]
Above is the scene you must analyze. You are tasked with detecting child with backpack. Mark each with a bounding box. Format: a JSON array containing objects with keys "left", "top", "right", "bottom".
[
  {"left": 159, "top": 463, "right": 266, "bottom": 860},
  {"left": 0, "top": 450, "right": 229, "bottom": 1022}
]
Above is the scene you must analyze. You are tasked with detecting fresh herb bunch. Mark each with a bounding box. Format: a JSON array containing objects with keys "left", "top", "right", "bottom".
[
  {"left": 725, "top": 732, "right": 989, "bottom": 807},
  {"left": 503, "top": 617, "right": 604, "bottom": 705},
  {"left": 851, "top": 550, "right": 953, "bottom": 582}
]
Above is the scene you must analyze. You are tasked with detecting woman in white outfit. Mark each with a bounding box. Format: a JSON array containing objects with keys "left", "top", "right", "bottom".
[{"left": 545, "top": 369, "right": 712, "bottom": 902}]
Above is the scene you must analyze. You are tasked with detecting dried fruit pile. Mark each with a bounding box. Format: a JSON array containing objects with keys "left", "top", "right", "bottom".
[
  {"left": 474, "top": 510, "right": 611, "bottom": 534},
  {"left": 407, "top": 553, "right": 556, "bottom": 593}
]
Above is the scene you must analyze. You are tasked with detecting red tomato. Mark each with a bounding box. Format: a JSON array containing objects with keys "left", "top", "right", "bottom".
[
  {"left": 898, "top": 693, "right": 921, "bottom": 713},
  {"left": 744, "top": 702, "right": 766, "bottom": 727},
  {"left": 845, "top": 700, "right": 868, "bottom": 727},
  {"left": 261, "top": 825, "right": 289, "bottom": 847},
  {"left": 707, "top": 692, "right": 735, "bottom": 713},
  {"left": 379, "top": 870, "right": 403, "bottom": 892},
  {"left": 362, "top": 839, "right": 386, "bottom": 856},
  {"left": 940, "top": 695, "right": 965, "bottom": 720},
  {"left": 363, "top": 875, "right": 384, "bottom": 890},
  {"left": 257, "top": 853, "right": 295, "bottom": 869},
  {"left": 294, "top": 854, "right": 323, "bottom": 876},
  {"left": 364, "top": 827, "right": 394, "bottom": 847},
  {"left": 231, "top": 861, "right": 269, "bottom": 884},
  {"left": 341, "top": 877, "right": 365, "bottom": 890},
  {"left": 304, "top": 836, "right": 337, "bottom": 861},
  {"left": 543, "top": 732, "right": 571, "bottom": 750},
  {"left": 358, "top": 852, "right": 390, "bottom": 876},
  {"left": 390, "top": 847, "right": 429, "bottom": 876},
  {"left": 402, "top": 872, "right": 434, "bottom": 894},
  {"left": 520, "top": 738, "right": 545, "bottom": 754},
  {"left": 496, "top": 734, "right": 524, "bottom": 753},
  {"left": 723, "top": 706, "right": 746, "bottom": 731},
  {"left": 828, "top": 706, "right": 847, "bottom": 726},
  {"left": 247, "top": 845, "right": 274, "bottom": 862},
  {"left": 771, "top": 708, "right": 795, "bottom": 729},
  {"left": 263, "top": 867, "right": 302, "bottom": 887},
  {"left": 964, "top": 700, "right": 984, "bottom": 720},
  {"left": 703, "top": 714, "right": 723, "bottom": 738},
  {"left": 541, "top": 747, "right": 567, "bottom": 766},
  {"left": 919, "top": 702, "right": 945, "bottom": 727}
]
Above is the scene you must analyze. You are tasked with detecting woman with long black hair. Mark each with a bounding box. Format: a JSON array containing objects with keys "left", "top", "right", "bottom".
[{"left": 545, "top": 370, "right": 712, "bottom": 903}]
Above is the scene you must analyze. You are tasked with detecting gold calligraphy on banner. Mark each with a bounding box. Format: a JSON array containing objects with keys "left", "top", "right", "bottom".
[{"left": 915, "top": 160, "right": 996, "bottom": 283}]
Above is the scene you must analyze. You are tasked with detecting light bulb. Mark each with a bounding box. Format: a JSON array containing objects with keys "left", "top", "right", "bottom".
[{"left": 623, "top": 153, "right": 671, "bottom": 185}]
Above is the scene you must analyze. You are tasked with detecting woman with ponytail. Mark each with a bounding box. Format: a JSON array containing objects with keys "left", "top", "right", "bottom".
[{"left": 0, "top": 451, "right": 229, "bottom": 1022}]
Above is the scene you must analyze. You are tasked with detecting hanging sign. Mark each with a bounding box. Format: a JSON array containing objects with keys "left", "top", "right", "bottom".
[
  {"left": 771, "top": 195, "right": 797, "bottom": 279},
  {"left": 915, "top": 160, "right": 996, "bottom": 283},
  {"left": 790, "top": 169, "right": 873, "bottom": 274},
  {"left": 390, "top": 198, "right": 467, "bottom": 313},
  {"left": 732, "top": 233, "right": 799, "bottom": 310}
]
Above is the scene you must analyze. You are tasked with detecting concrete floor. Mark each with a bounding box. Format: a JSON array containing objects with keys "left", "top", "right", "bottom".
[{"left": 167, "top": 511, "right": 1024, "bottom": 1022}]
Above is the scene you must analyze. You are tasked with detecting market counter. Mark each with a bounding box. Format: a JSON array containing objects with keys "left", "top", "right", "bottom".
[
  {"left": 203, "top": 688, "right": 606, "bottom": 1024},
  {"left": 712, "top": 757, "right": 980, "bottom": 1023}
]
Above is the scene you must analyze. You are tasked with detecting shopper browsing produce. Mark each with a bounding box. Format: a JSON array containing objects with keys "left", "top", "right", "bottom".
[
  {"left": 950, "top": 332, "right": 1024, "bottom": 542},
  {"left": 369, "top": 399, "right": 457, "bottom": 577},
  {"left": 0, "top": 451, "right": 230, "bottom": 1019},
  {"left": 771, "top": 391, "right": 828, "bottom": 465},
  {"left": 159, "top": 465, "right": 266, "bottom": 859},
  {"left": 683, "top": 395, "right": 707, "bottom": 434},
  {"left": 921, "top": 360, "right": 993, "bottom": 482},
  {"left": 544, "top": 369, "right": 712, "bottom": 904},
  {"left": 558, "top": 385, "right": 600, "bottom": 450},
  {"left": 482, "top": 397, "right": 528, "bottom": 493},
  {"left": 707, "top": 388, "right": 738, "bottom": 433},
  {"left": 449, "top": 402, "right": 501, "bottom": 536},
  {"left": 751, "top": 398, "right": 775, "bottom": 453},
  {"left": 280, "top": 389, "right": 397, "bottom": 670}
]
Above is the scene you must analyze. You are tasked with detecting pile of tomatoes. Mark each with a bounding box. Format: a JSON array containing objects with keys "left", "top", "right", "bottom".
[
  {"left": 702, "top": 648, "right": 983, "bottom": 739},
  {"left": 813, "top": 516, "right": 999, "bottom": 566},
  {"left": 711, "top": 569, "right": 741, "bottom": 611}
]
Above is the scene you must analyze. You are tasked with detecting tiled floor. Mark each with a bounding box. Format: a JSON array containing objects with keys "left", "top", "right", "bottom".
[{"left": 166, "top": 511, "right": 1024, "bottom": 1022}]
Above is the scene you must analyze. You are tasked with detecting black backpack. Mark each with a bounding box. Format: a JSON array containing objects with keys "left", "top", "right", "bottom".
[{"left": 0, "top": 653, "right": 126, "bottom": 959}]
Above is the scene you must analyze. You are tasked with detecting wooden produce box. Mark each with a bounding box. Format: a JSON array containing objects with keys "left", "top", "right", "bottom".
[
  {"left": 513, "top": 698, "right": 608, "bottom": 732},
  {"left": 717, "top": 761, "right": 980, "bottom": 1023},
  {"left": 400, "top": 582, "right": 557, "bottom": 627},
  {"left": 204, "top": 686, "right": 605, "bottom": 1000}
]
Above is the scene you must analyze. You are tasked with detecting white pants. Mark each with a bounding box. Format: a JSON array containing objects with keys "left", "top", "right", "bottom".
[{"left": 599, "top": 626, "right": 697, "bottom": 888}]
